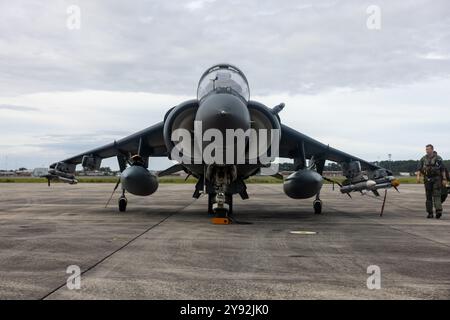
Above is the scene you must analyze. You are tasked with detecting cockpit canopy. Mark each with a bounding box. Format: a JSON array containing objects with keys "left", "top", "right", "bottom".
[{"left": 197, "top": 64, "right": 250, "bottom": 102}]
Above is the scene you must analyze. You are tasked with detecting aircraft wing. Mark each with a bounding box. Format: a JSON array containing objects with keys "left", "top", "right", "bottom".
[
  {"left": 279, "top": 124, "right": 387, "bottom": 173},
  {"left": 49, "top": 121, "right": 166, "bottom": 169}
]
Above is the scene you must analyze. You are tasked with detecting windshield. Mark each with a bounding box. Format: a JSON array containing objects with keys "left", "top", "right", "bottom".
[{"left": 197, "top": 64, "right": 250, "bottom": 102}]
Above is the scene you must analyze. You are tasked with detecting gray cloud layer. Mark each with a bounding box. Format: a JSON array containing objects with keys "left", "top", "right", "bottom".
[
  {"left": 1, "top": 0, "right": 450, "bottom": 96},
  {"left": 1, "top": 1, "right": 450, "bottom": 169},
  {"left": 0, "top": 104, "right": 38, "bottom": 111}
]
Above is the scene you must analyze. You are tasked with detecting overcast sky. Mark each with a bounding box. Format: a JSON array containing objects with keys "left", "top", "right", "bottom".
[{"left": 1, "top": 0, "right": 450, "bottom": 170}]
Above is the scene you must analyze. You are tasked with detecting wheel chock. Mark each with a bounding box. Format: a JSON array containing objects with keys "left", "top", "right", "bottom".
[{"left": 211, "top": 217, "right": 232, "bottom": 225}]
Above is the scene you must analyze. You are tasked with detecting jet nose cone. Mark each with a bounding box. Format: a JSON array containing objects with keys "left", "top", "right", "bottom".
[
  {"left": 195, "top": 93, "right": 250, "bottom": 133},
  {"left": 194, "top": 93, "right": 251, "bottom": 164}
]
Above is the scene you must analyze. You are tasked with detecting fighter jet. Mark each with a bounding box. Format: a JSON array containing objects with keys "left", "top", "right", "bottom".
[{"left": 47, "top": 64, "right": 399, "bottom": 219}]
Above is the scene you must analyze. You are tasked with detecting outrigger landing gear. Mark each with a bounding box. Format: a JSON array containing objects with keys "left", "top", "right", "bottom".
[
  {"left": 118, "top": 190, "right": 127, "bottom": 212},
  {"left": 313, "top": 200, "right": 322, "bottom": 214},
  {"left": 313, "top": 192, "right": 322, "bottom": 214}
]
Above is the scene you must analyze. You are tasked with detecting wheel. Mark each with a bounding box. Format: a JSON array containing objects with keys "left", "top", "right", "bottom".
[
  {"left": 208, "top": 193, "right": 215, "bottom": 215},
  {"left": 214, "top": 207, "right": 229, "bottom": 217},
  {"left": 211, "top": 193, "right": 233, "bottom": 217},
  {"left": 313, "top": 199, "right": 322, "bottom": 214},
  {"left": 118, "top": 197, "right": 127, "bottom": 212},
  {"left": 226, "top": 194, "right": 233, "bottom": 216}
]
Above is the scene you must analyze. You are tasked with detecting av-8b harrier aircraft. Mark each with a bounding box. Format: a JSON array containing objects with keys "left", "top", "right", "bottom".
[{"left": 48, "top": 64, "right": 399, "bottom": 220}]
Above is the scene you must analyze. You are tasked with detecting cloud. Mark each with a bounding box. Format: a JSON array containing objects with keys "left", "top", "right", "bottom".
[
  {"left": 0, "top": 104, "right": 38, "bottom": 111},
  {"left": 1, "top": 76, "right": 450, "bottom": 170},
  {"left": 184, "top": 0, "right": 216, "bottom": 11},
  {"left": 0, "top": 0, "right": 449, "bottom": 96},
  {"left": 418, "top": 52, "right": 450, "bottom": 60},
  {"left": 1, "top": 1, "right": 450, "bottom": 169}
]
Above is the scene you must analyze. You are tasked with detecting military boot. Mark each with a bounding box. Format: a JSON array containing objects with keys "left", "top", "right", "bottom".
[
  {"left": 436, "top": 211, "right": 442, "bottom": 219},
  {"left": 427, "top": 212, "right": 434, "bottom": 218}
]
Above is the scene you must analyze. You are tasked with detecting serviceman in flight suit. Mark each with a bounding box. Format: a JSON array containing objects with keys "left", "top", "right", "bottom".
[{"left": 416, "top": 144, "right": 447, "bottom": 219}]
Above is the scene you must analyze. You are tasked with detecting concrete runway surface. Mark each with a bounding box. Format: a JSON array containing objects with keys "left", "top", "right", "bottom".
[{"left": 0, "top": 183, "right": 449, "bottom": 300}]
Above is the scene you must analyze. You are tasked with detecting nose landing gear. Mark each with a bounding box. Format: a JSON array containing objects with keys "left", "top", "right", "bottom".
[
  {"left": 210, "top": 192, "right": 233, "bottom": 224},
  {"left": 205, "top": 165, "right": 236, "bottom": 224}
]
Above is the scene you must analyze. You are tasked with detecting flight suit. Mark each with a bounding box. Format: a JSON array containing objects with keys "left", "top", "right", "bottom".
[{"left": 418, "top": 153, "right": 445, "bottom": 217}]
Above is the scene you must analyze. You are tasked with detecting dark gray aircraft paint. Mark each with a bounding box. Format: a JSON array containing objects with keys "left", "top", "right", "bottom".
[
  {"left": 120, "top": 165, "right": 158, "bottom": 196},
  {"left": 283, "top": 170, "right": 324, "bottom": 199},
  {"left": 47, "top": 63, "right": 398, "bottom": 216},
  {"left": 195, "top": 92, "right": 251, "bottom": 136}
]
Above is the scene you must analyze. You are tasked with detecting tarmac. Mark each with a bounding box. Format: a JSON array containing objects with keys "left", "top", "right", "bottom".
[{"left": 0, "top": 183, "right": 449, "bottom": 300}]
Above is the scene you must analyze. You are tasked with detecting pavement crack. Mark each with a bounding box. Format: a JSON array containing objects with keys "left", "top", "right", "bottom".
[{"left": 39, "top": 198, "right": 197, "bottom": 300}]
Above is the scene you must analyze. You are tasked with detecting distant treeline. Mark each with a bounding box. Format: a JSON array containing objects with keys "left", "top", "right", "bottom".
[{"left": 279, "top": 160, "right": 450, "bottom": 175}]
